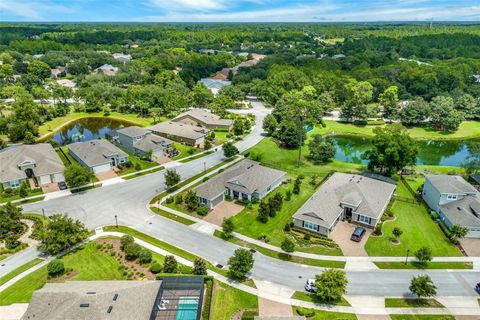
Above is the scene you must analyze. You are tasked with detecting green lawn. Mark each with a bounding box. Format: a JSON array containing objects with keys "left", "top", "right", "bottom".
[
  {"left": 293, "top": 307, "right": 357, "bottom": 320},
  {"left": 374, "top": 261, "right": 472, "bottom": 269},
  {"left": 0, "top": 242, "right": 124, "bottom": 305},
  {"left": 385, "top": 298, "right": 444, "bottom": 308},
  {"left": 0, "top": 259, "right": 43, "bottom": 287},
  {"left": 390, "top": 315, "right": 454, "bottom": 320},
  {"left": 291, "top": 291, "right": 350, "bottom": 306},
  {"left": 214, "top": 231, "right": 345, "bottom": 268},
  {"left": 38, "top": 112, "right": 157, "bottom": 139},
  {"left": 315, "top": 120, "right": 480, "bottom": 141},
  {"left": 0, "top": 188, "right": 43, "bottom": 203},
  {"left": 117, "top": 153, "right": 158, "bottom": 176},
  {"left": 365, "top": 190, "right": 461, "bottom": 257},
  {"left": 179, "top": 151, "right": 214, "bottom": 163},
  {"left": 173, "top": 143, "right": 202, "bottom": 160},
  {"left": 151, "top": 207, "right": 196, "bottom": 225},
  {"left": 231, "top": 177, "right": 343, "bottom": 256},
  {"left": 213, "top": 130, "right": 230, "bottom": 145},
  {"left": 211, "top": 280, "right": 258, "bottom": 320}
]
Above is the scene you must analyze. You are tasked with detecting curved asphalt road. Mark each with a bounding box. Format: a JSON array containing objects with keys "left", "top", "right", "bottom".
[{"left": 6, "top": 98, "right": 480, "bottom": 298}]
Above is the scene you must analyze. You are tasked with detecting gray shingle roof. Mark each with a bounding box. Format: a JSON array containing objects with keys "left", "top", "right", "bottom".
[
  {"left": 134, "top": 134, "right": 173, "bottom": 153},
  {"left": 67, "top": 140, "right": 128, "bottom": 167},
  {"left": 425, "top": 174, "right": 478, "bottom": 194},
  {"left": 148, "top": 121, "right": 208, "bottom": 140},
  {"left": 116, "top": 126, "right": 151, "bottom": 137},
  {"left": 21, "top": 281, "right": 161, "bottom": 320},
  {"left": 199, "top": 78, "right": 231, "bottom": 90},
  {"left": 293, "top": 173, "right": 396, "bottom": 229},
  {"left": 173, "top": 109, "right": 233, "bottom": 127},
  {"left": 440, "top": 195, "right": 480, "bottom": 228},
  {"left": 0, "top": 144, "right": 65, "bottom": 183},
  {"left": 193, "top": 160, "right": 285, "bottom": 199}
]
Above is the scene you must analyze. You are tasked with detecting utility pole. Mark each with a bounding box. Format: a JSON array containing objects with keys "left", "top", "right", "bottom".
[
  {"left": 114, "top": 215, "right": 118, "bottom": 228},
  {"left": 404, "top": 249, "right": 410, "bottom": 265},
  {"left": 297, "top": 116, "right": 304, "bottom": 168}
]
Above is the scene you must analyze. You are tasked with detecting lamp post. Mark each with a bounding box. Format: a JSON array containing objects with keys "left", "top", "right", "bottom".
[
  {"left": 114, "top": 215, "right": 118, "bottom": 228},
  {"left": 405, "top": 249, "right": 410, "bottom": 265},
  {"left": 42, "top": 208, "right": 46, "bottom": 219},
  {"left": 204, "top": 161, "right": 206, "bottom": 172}
]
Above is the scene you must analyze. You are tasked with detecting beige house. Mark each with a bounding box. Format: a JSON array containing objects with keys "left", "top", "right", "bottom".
[
  {"left": 293, "top": 173, "right": 396, "bottom": 236},
  {"left": 148, "top": 121, "right": 208, "bottom": 148},
  {"left": 0, "top": 144, "right": 65, "bottom": 189},
  {"left": 172, "top": 109, "right": 233, "bottom": 131}
]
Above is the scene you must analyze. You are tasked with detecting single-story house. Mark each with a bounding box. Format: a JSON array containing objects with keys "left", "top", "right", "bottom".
[
  {"left": 148, "top": 121, "right": 208, "bottom": 148},
  {"left": 112, "top": 53, "right": 132, "bottom": 63},
  {"left": 0, "top": 144, "right": 66, "bottom": 189},
  {"left": 56, "top": 78, "right": 76, "bottom": 89},
  {"left": 68, "top": 140, "right": 128, "bottom": 174},
  {"left": 422, "top": 174, "right": 480, "bottom": 238},
  {"left": 94, "top": 64, "right": 118, "bottom": 76},
  {"left": 193, "top": 160, "right": 286, "bottom": 209},
  {"left": 212, "top": 68, "right": 234, "bottom": 81},
  {"left": 199, "top": 78, "right": 231, "bottom": 96},
  {"left": 292, "top": 173, "right": 396, "bottom": 237},
  {"left": 172, "top": 108, "right": 233, "bottom": 131},
  {"left": 21, "top": 281, "right": 162, "bottom": 320},
  {"left": 111, "top": 126, "right": 174, "bottom": 159},
  {"left": 50, "top": 66, "right": 66, "bottom": 79}
]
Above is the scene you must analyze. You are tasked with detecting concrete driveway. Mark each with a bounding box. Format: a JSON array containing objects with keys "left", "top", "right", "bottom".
[
  {"left": 330, "top": 220, "right": 372, "bottom": 256},
  {"left": 41, "top": 182, "right": 60, "bottom": 193},
  {"left": 204, "top": 201, "right": 244, "bottom": 226},
  {"left": 460, "top": 238, "right": 480, "bottom": 256},
  {"left": 95, "top": 170, "right": 118, "bottom": 181}
]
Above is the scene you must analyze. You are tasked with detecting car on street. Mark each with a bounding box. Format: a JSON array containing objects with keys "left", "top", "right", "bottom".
[
  {"left": 475, "top": 282, "right": 480, "bottom": 294},
  {"left": 350, "top": 227, "right": 366, "bottom": 242},
  {"left": 58, "top": 181, "right": 67, "bottom": 190},
  {"left": 305, "top": 278, "right": 317, "bottom": 293}
]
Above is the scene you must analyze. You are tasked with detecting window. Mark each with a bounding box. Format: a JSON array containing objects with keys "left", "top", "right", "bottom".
[
  {"left": 447, "top": 194, "right": 457, "bottom": 200},
  {"left": 303, "top": 221, "right": 318, "bottom": 231},
  {"left": 357, "top": 215, "right": 371, "bottom": 224}
]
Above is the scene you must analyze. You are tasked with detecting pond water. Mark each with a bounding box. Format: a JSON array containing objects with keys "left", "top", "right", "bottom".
[
  {"left": 331, "top": 135, "right": 480, "bottom": 167},
  {"left": 46, "top": 117, "right": 132, "bottom": 146}
]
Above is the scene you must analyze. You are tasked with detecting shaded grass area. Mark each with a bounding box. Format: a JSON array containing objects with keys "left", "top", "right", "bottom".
[
  {"left": 390, "top": 315, "right": 454, "bottom": 320},
  {"left": 0, "top": 259, "right": 43, "bottom": 287},
  {"left": 374, "top": 261, "right": 472, "bottom": 269},
  {"left": 214, "top": 231, "right": 345, "bottom": 268},
  {"left": 150, "top": 207, "right": 196, "bottom": 226},
  {"left": 0, "top": 242, "right": 124, "bottom": 305},
  {"left": 122, "top": 166, "right": 164, "bottom": 180},
  {"left": 291, "top": 291, "right": 350, "bottom": 306},
  {"left": 173, "top": 143, "right": 202, "bottom": 160},
  {"left": 365, "top": 183, "right": 461, "bottom": 257},
  {"left": 0, "top": 188, "right": 43, "bottom": 203},
  {"left": 293, "top": 306, "right": 357, "bottom": 320},
  {"left": 117, "top": 153, "right": 158, "bottom": 176},
  {"left": 180, "top": 151, "right": 214, "bottom": 163},
  {"left": 211, "top": 280, "right": 258, "bottom": 320},
  {"left": 385, "top": 298, "right": 444, "bottom": 308}
]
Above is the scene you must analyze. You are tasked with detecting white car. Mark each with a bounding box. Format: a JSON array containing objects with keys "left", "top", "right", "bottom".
[{"left": 305, "top": 278, "right": 317, "bottom": 293}]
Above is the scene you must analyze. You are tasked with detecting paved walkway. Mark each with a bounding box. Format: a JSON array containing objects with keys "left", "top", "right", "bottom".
[
  {"left": 0, "top": 303, "right": 29, "bottom": 320},
  {"left": 204, "top": 201, "right": 244, "bottom": 226}
]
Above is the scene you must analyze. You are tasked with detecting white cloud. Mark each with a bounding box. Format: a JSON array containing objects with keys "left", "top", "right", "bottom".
[
  {"left": 0, "top": 0, "right": 73, "bottom": 20},
  {"left": 148, "top": 0, "right": 226, "bottom": 11}
]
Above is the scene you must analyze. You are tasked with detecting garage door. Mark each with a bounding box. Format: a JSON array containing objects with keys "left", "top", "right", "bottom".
[
  {"left": 467, "top": 229, "right": 480, "bottom": 238},
  {"left": 93, "top": 163, "right": 112, "bottom": 174},
  {"left": 38, "top": 175, "right": 52, "bottom": 185}
]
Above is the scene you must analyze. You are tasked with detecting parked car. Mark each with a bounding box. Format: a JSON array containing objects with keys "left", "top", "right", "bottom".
[
  {"left": 350, "top": 227, "right": 366, "bottom": 242},
  {"left": 475, "top": 282, "right": 480, "bottom": 294},
  {"left": 58, "top": 181, "right": 67, "bottom": 190},
  {"left": 305, "top": 278, "right": 317, "bottom": 293}
]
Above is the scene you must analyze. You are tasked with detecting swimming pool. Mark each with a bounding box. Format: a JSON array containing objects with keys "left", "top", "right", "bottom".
[{"left": 175, "top": 297, "right": 199, "bottom": 320}]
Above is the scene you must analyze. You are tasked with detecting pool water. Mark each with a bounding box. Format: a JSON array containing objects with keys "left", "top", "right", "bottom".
[{"left": 175, "top": 297, "right": 199, "bottom": 320}]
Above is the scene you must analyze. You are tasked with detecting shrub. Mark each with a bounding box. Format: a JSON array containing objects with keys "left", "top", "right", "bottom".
[
  {"left": 175, "top": 194, "right": 183, "bottom": 204},
  {"left": 124, "top": 242, "right": 141, "bottom": 260},
  {"left": 120, "top": 235, "right": 134, "bottom": 250},
  {"left": 165, "top": 196, "right": 174, "bottom": 204},
  {"left": 197, "top": 205, "right": 208, "bottom": 216},
  {"left": 134, "top": 163, "right": 141, "bottom": 171},
  {"left": 47, "top": 259, "right": 65, "bottom": 277},
  {"left": 304, "top": 233, "right": 311, "bottom": 241},
  {"left": 295, "top": 307, "right": 316, "bottom": 318},
  {"left": 163, "top": 255, "right": 178, "bottom": 273},
  {"left": 373, "top": 223, "right": 383, "bottom": 236},
  {"left": 284, "top": 223, "right": 291, "bottom": 232},
  {"left": 138, "top": 250, "right": 152, "bottom": 264},
  {"left": 150, "top": 261, "right": 162, "bottom": 274},
  {"left": 193, "top": 258, "right": 207, "bottom": 275}
]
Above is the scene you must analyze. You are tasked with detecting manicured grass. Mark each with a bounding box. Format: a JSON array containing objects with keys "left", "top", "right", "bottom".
[
  {"left": 365, "top": 193, "right": 462, "bottom": 257},
  {"left": 0, "top": 242, "right": 124, "bottom": 305},
  {"left": 390, "top": 315, "right": 454, "bottom": 320},
  {"left": 385, "top": 298, "right": 444, "bottom": 308},
  {"left": 38, "top": 112, "right": 157, "bottom": 138},
  {"left": 293, "top": 306, "right": 357, "bottom": 320},
  {"left": 316, "top": 120, "right": 480, "bottom": 141},
  {"left": 291, "top": 291, "right": 350, "bottom": 306},
  {"left": 214, "top": 231, "right": 345, "bottom": 268},
  {"left": 179, "top": 151, "right": 214, "bottom": 163},
  {"left": 0, "top": 188, "right": 43, "bottom": 203},
  {"left": 213, "top": 130, "right": 230, "bottom": 145},
  {"left": 150, "top": 207, "right": 196, "bottom": 225},
  {"left": 403, "top": 175, "right": 425, "bottom": 194},
  {"left": 0, "top": 258, "right": 43, "bottom": 287},
  {"left": 374, "top": 261, "right": 472, "bottom": 269},
  {"left": 230, "top": 178, "right": 343, "bottom": 256},
  {"left": 211, "top": 280, "right": 258, "bottom": 320},
  {"left": 117, "top": 153, "right": 158, "bottom": 176},
  {"left": 122, "top": 166, "right": 164, "bottom": 180},
  {"left": 173, "top": 143, "right": 202, "bottom": 160}
]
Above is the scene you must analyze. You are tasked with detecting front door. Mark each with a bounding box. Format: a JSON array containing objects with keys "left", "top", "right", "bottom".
[
  {"left": 344, "top": 207, "right": 353, "bottom": 218},
  {"left": 25, "top": 168, "right": 34, "bottom": 178}
]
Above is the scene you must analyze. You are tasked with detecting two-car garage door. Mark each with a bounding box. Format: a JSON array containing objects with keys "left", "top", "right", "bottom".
[{"left": 92, "top": 163, "right": 113, "bottom": 174}]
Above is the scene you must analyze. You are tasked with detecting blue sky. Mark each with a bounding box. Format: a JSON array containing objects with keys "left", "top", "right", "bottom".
[{"left": 0, "top": 0, "right": 479, "bottom": 22}]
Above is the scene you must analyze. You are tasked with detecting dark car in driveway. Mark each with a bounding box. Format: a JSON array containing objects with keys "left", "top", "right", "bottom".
[
  {"left": 58, "top": 181, "right": 67, "bottom": 190},
  {"left": 475, "top": 283, "right": 480, "bottom": 294},
  {"left": 351, "top": 227, "right": 366, "bottom": 242}
]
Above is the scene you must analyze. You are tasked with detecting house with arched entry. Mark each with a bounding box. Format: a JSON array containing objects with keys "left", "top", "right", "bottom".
[{"left": 0, "top": 144, "right": 66, "bottom": 189}]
